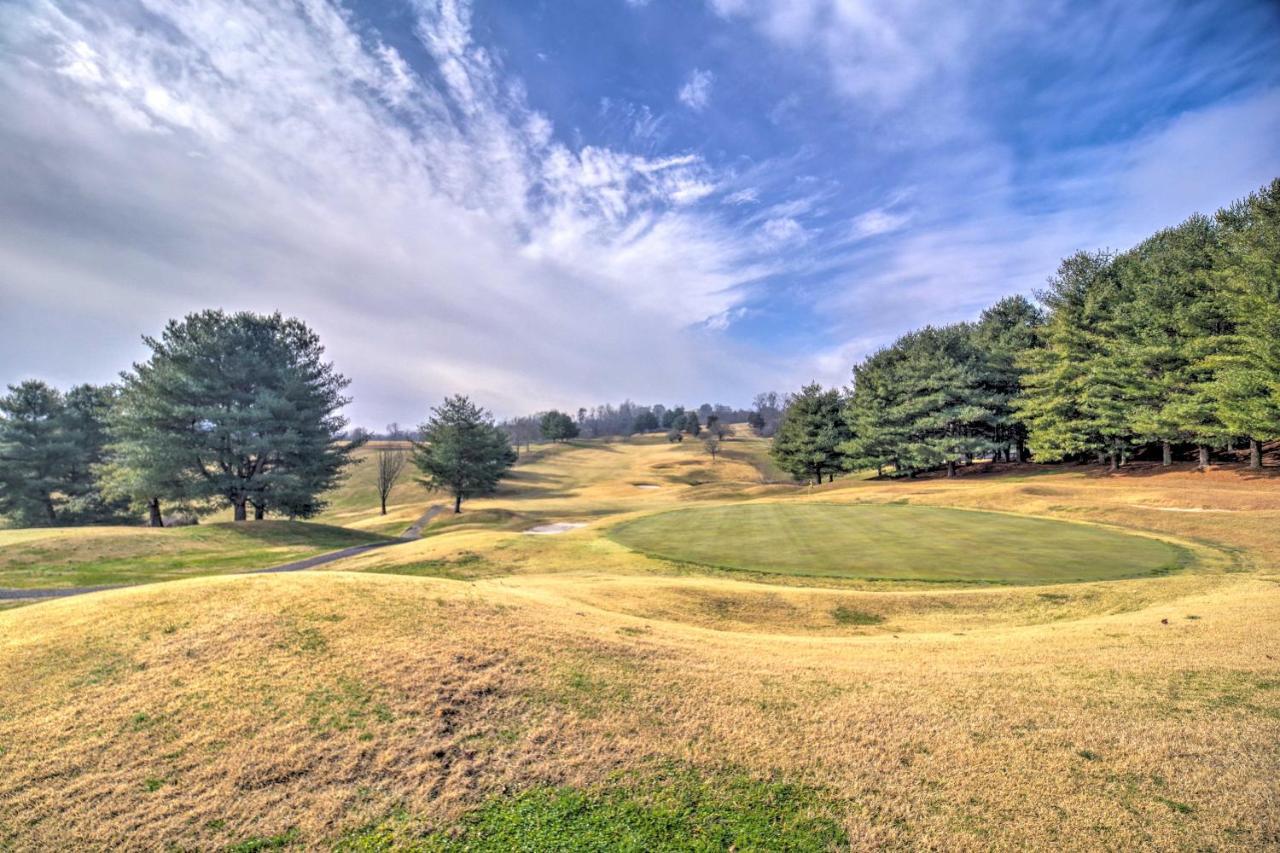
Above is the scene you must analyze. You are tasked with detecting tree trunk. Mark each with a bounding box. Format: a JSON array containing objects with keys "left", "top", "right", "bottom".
[
  {"left": 454, "top": 493, "right": 462, "bottom": 514},
  {"left": 1108, "top": 451, "right": 1118, "bottom": 472},
  {"left": 380, "top": 496, "right": 388, "bottom": 515},
  {"left": 233, "top": 498, "right": 247, "bottom": 522},
  {"left": 1162, "top": 441, "right": 1172, "bottom": 467},
  {"left": 946, "top": 460, "right": 957, "bottom": 478},
  {"left": 828, "top": 472, "right": 834, "bottom": 483},
  {"left": 877, "top": 464, "right": 884, "bottom": 478},
  {"left": 1097, "top": 451, "right": 1107, "bottom": 466},
  {"left": 1016, "top": 437, "right": 1026, "bottom": 463},
  {"left": 148, "top": 498, "right": 164, "bottom": 528},
  {"left": 254, "top": 503, "right": 265, "bottom": 521},
  {"left": 45, "top": 499, "right": 58, "bottom": 525},
  {"left": 1250, "top": 438, "right": 1262, "bottom": 469},
  {"left": 1197, "top": 445, "right": 1209, "bottom": 469}
]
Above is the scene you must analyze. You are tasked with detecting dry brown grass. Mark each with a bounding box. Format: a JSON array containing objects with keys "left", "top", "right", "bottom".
[{"left": 0, "top": 441, "right": 1277, "bottom": 850}]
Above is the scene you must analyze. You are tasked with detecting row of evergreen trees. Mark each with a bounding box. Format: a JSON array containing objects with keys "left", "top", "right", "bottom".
[
  {"left": 773, "top": 178, "right": 1279, "bottom": 480},
  {"left": 0, "top": 311, "right": 359, "bottom": 527}
]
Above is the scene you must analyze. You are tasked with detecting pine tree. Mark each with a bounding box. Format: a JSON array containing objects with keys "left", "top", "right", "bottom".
[
  {"left": 841, "top": 347, "right": 909, "bottom": 475},
  {"left": 1018, "top": 250, "right": 1138, "bottom": 468},
  {"left": 539, "top": 410, "right": 579, "bottom": 442},
  {"left": 0, "top": 381, "right": 78, "bottom": 525},
  {"left": 972, "top": 295, "right": 1043, "bottom": 461},
  {"left": 414, "top": 395, "right": 517, "bottom": 513},
  {"left": 1211, "top": 179, "right": 1280, "bottom": 468},
  {"left": 0, "top": 380, "right": 128, "bottom": 525},
  {"left": 888, "top": 326, "right": 1001, "bottom": 476},
  {"left": 771, "top": 383, "right": 848, "bottom": 483},
  {"left": 110, "top": 310, "right": 359, "bottom": 521},
  {"left": 632, "top": 410, "right": 660, "bottom": 433},
  {"left": 1121, "top": 216, "right": 1230, "bottom": 467}
]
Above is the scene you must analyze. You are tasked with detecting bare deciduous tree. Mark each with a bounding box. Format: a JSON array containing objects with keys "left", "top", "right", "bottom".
[
  {"left": 376, "top": 447, "right": 409, "bottom": 515},
  {"left": 703, "top": 436, "right": 720, "bottom": 462}
]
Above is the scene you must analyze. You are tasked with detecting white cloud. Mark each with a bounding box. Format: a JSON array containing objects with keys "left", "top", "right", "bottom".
[
  {"left": 707, "top": 0, "right": 978, "bottom": 112},
  {"left": 702, "top": 306, "right": 748, "bottom": 331},
  {"left": 759, "top": 216, "right": 807, "bottom": 246},
  {"left": 0, "top": 0, "right": 778, "bottom": 423},
  {"left": 677, "top": 68, "right": 714, "bottom": 111},
  {"left": 849, "top": 208, "right": 910, "bottom": 239},
  {"left": 813, "top": 88, "right": 1280, "bottom": 360}
]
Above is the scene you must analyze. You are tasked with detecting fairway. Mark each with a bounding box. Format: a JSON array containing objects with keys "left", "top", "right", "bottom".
[{"left": 610, "top": 503, "right": 1189, "bottom": 583}]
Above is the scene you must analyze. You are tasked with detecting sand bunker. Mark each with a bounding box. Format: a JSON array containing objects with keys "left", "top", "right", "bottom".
[
  {"left": 633, "top": 484, "right": 661, "bottom": 490},
  {"left": 523, "top": 522, "right": 588, "bottom": 535}
]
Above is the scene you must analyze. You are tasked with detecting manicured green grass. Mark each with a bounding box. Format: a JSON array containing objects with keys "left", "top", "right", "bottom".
[
  {"left": 0, "top": 522, "right": 390, "bottom": 589},
  {"left": 337, "top": 767, "right": 845, "bottom": 852},
  {"left": 609, "top": 503, "right": 1190, "bottom": 584}
]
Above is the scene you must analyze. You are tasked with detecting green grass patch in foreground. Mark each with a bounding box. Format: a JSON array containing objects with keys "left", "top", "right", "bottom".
[
  {"left": 609, "top": 503, "right": 1190, "bottom": 585},
  {"left": 0, "top": 521, "right": 389, "bottom": 589},
  {"left": 338, "top": 767, "right": 845, "bottom": 852}
]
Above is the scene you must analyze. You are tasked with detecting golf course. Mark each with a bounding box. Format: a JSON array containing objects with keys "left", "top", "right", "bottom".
[{"left": 1, "top": 430, "right": 1277, "bottom": 849}]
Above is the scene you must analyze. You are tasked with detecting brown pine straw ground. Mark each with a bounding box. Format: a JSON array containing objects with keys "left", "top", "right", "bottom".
[{"left": 0, "top": 443, "right": 1278, "bottom": 850}]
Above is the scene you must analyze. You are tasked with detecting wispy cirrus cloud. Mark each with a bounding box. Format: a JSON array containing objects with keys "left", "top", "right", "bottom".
[
  {"left": 0, "top": 0, "right": 794, "bottom": 422},
  {"left": 677, "top": 68, "right": 715, "bottom": 111}
]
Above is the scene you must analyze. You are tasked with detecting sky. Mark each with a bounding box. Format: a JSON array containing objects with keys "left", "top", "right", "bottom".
[{"left": 1, "top": 0, "right": 1278, "bottom": 427}]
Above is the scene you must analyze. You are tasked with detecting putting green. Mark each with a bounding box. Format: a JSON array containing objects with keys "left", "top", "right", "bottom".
[{"left": 609, "top": 503, "right": 1189, "bottom": 584}]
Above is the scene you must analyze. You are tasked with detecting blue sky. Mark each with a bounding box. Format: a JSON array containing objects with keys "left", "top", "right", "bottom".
[{"left": 1, "top": 0, "right": 1278, "bottom": 426}]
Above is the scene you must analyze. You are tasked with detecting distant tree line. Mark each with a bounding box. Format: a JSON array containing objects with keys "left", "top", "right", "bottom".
[
  {"left": 772, "top": 178, "right": 1280, "bottom": 480},
  {"left": 497, "top": 399, "right": 768, "bottom": 449}
]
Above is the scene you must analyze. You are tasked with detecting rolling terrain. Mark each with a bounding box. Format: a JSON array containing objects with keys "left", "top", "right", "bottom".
[{"left": 0, "top": 430, "right": 1277, "bottom": 850}]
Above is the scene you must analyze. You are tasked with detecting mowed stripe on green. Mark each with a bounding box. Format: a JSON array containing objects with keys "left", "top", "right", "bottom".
[{"left": 609, "top": 503, "right": 1190, "bottom": 584}]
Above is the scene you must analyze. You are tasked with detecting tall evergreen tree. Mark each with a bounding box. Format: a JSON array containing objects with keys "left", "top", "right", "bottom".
[
  {"left": 972, "top": 295, "right": 1044, "bottom": 461},
  {"left": 1121, "top": 216, "right": 1230, "bottom": 467},
  {"left": 539, "top": 410, "right": 579, "bottom": 442},
  {"left": 0, "top": 381, "right": 78, "bottom": 526},
  {"left": 1211, "top": 179, "right": 1280, "bottom": 468},
  {"left": 772, "top": 383, "right": 848, "bottom": 483},
  {"left": 60, "top": 384, "right": 133, "bottom": 522},
  {"left": 632, "top": 410, "right": 660, "bottom": 433},
  {"left": 414, "top": 395, "right": 517, "bottom": 513},
  {"left": 0, "top": 380, "right": 128, "bottom": 525},
  {"left": 889, "top": 326, "right": 1002, "bottom": 476},
  {"left": 841, "top": 346, "right": 909, "bottom": 476},
  {"left": 111, "top": 310, "right": 358, "bottom": 521},
  {"left": 1017, "top": 250, "right": 1139, "bottom": 468}
]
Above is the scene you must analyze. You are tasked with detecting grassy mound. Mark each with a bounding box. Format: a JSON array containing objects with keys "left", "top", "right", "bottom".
[
  {"left": 0, "top": 522, "right": 390, "bottom": 588},
  {"left": 610, "top": 503, "right": 1189, "bottom": 584}
]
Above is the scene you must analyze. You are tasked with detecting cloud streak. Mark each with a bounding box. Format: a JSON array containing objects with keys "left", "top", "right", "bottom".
[
  {"left": 0, "top": 0, "right": 1276, "bottom": 420},
  {"left": 0, "top": 0, "right": 788, "bottom": 423},
  {"left": 678, "top": 68, "right": 714, "bottom": 111}
]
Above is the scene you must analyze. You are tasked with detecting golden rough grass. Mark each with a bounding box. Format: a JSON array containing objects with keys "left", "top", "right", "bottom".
[{"left": 0, "top": 440, "right": 1277, "bottom": 850}]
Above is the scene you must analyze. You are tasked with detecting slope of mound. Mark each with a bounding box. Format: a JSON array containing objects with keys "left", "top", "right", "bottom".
[
  {"left": 1, "top": 569, "right": 1277, "bottom": 850},
  {"left": 610, "top": 503, "right": 1189, "bottom": 584},
  {"left": 0, "top": 522, "right": 390, "bottom": 589}
]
